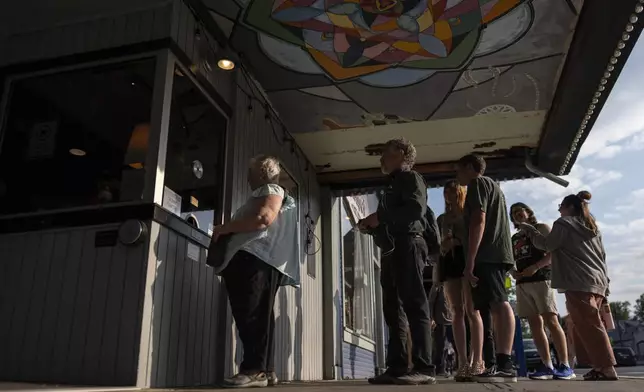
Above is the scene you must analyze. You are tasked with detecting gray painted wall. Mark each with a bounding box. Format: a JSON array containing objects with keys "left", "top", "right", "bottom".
[{"left": 0, "top": 224, "right": 148, "bottom": 385}]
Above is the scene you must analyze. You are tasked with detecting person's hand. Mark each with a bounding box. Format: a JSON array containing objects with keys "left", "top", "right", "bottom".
[
  {"left": 359, "top": 214, "right": 379, "bottom": 230},
  {"left": 212, "top": 224, "right": 228, "bottom": 243},
  {"left": 519, "top": 265, "right": 538, "bottom": 277},
  {"left": 464, "top": 263, "right": 478, "bottom": 287},
  {"left": 431, "top": 320, "right": 436, "bottom": 329},
  {"left": 516, "top": 222, "right": 532, "bottom": 232}
]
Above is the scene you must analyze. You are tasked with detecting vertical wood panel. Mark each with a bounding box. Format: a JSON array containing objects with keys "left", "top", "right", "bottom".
[
  {"left": 166, "top": 234, "right": 186, "bottom": 386},
  {"left": 19, "top": 232, "right": 55, "bottom": 379},
  {"left": 155, "top": 231, "right": 178, "bottom": 384},
  {"left": 6, "top": 232, "right": 42, "bottom": 379},
  {"left": 34, "top": 232, "right": 71, "bottom": 381},
  {"left": 0, "top": 233, "right": 26, "bottom": 376},
  {"left": 49, "top": 230, "right": 85, "bottom": 381},
  {"left": 0, "top": 225, "right": 148, "bottom": 386},
  {"left": 137, "top": 224, "right": 223, "bottom": 388},
  {"left": 98, "top": 239, "right": 129, "bottom": 385},
  {"left": 175, "top": 233, "right": 193, "bottom": 386},
  {"left": 81, "top": 245, "right": 114, "bottom": 383},
  {"left": 66, "top": 229, "right": 98, "bottom": 382},
  {"left": 115, "top": 231, "right": 148, "bottom": 386}
]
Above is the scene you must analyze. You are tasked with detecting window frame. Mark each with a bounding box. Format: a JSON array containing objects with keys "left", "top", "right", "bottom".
[
  {"left": 157, "top": 53, "right": 231, "bottom": 237},
  {"left": 0, "top": 51, "right": 164, "bottom": 219},
  {"left": 340, "top": 195, "right": 378, "bottom": 350},
  {"left": 277, "top": 163, "right": 304, "bottom": 276}
]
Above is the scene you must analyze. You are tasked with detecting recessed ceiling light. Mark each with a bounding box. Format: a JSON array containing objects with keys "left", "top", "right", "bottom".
[
  {"left": 69, "top": 148, "right": 86, "bottom": 156},
  {"left": 217, "top": 59, "right": 235, "bottom": 71}
]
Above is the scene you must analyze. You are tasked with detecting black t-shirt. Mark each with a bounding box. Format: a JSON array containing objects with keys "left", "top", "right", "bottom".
[{"left": 512, "top": 224, "right": 551, "bottom": 284}]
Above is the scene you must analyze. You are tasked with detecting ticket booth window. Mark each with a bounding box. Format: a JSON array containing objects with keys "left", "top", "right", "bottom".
[{"left": 0, "top": 59, "right": 156, "bottom": 215}]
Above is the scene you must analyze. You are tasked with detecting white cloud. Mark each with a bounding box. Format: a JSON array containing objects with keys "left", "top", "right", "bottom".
[
  {"left": 578, "top": 40, "right": 644, "bottom": 159},
  {"left": 614, "top": 188, "right": 644, "bottom": 212}
]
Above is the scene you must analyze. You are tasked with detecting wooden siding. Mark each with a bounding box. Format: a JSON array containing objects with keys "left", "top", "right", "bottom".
[
  {"left": 0, "top": 224, "right": 148, "bottom": 385},
  {"left": 136, "top": 222, "right": 224, "bottom": 387},
  {"left": 0, "top": 1, "right": 173, "bottom": 67},
  {"left": 342, "top": 343, "right": 376, "bottom": 380}
]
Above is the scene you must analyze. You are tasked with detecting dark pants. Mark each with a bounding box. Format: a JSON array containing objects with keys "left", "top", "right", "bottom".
[
  {"left": 222, "top": 251, "right": 280, "bottom": 373},
  {"left": 432, "top": 324, "right": 454, "bottom": 372},
  {"left": 380, "top": 236, "right": 434, "bottom": 375},
  {"left": 481, "top": 306, "right": 496, "bottom": 368}
]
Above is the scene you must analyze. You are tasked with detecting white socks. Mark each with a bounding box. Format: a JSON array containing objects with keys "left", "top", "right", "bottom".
[{"left": 545, "top": 360, "right": 554, "bottom": 369}]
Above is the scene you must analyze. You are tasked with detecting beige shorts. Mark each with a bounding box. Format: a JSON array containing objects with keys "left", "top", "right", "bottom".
[{"left": 516, "top": 280, "right": 558, "bottom": 318}]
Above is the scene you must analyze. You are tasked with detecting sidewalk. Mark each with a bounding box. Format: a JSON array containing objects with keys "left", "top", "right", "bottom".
[{"left": 3, "top": 379, "right": 644, "bottom": 392}]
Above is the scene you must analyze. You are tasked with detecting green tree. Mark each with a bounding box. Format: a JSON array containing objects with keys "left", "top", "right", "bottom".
[
  {"left": 610, "top": 301, "right": 632, "bottom": 321},
  {"left": 635, "top": 294, "right": 644, "bottom": 322}
]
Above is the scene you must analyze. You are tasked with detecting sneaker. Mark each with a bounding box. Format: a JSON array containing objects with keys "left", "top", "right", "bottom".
[
  {"left": 267, "top": 372, "right": 278, "bottom": 386},
  {"left": 393, "top": 371, "right": 437, "bottom": 385},
  {"left": 368, "top": 371, "right": 399, "bottom": 385},
  {"left": 474, "top": 365, "right": 518, "bottom": 383},
  {"left": 222, "top": 372, "right": 268, "bottom": 388},
  {"left": 529, "top": 363, "right": 555, "bottom": 380},
  {"left": 553, "top": 364, "right": 576, "bottom": 380}
]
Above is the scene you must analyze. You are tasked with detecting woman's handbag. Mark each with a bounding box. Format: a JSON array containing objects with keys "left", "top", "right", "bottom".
[{"left": 206, "top": 234, "right": 232, "bottom": 270}]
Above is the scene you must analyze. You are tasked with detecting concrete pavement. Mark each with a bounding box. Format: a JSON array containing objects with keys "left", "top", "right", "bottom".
[{"left": 3, "top": 378, "right": 644, "bottom": 392}]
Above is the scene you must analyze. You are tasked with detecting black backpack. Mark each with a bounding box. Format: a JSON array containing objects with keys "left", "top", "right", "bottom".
[{"left": 423, "top": 205, "right": 440, "bottom": 256}]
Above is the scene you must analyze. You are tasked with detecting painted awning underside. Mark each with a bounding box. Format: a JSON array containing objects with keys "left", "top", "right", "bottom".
[{"left": 202, "top": 0, "right": 643, "bottom": 188}]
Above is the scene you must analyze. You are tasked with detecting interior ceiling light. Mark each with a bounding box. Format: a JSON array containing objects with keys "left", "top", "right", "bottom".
[
  {"left": 69, "top": 148, "right": 86, "bottom": 156},
  {"left": 217, "top": 59, "right": 235, "bottom": 71}
]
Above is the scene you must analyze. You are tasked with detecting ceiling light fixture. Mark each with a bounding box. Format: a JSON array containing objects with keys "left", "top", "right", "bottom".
[
  {"left": 69, "top": 148, "right": 86, "bottom": 156},
  {"left": 217, "top": 59, "right": 235, "bottom": 71}
]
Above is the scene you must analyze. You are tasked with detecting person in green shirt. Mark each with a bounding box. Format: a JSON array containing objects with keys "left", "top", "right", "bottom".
[{"left": 456, "top": 154, "right": 517, "bottom": 383}]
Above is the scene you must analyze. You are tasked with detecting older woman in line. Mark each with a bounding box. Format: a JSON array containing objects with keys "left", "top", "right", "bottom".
[
  {"left": 212, "top": 155, "right": 299, "bottom": 388},
  {"left": 517, "top": 191, "right": 616, "bottom": 381}
]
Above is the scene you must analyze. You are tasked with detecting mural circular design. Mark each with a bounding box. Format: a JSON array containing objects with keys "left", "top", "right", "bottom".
[
  {"left": 246, "top": 0, "right": 532, "bottom": 85},
  {"left": 475, "top": 104, "right": 517, "bottom": 116}
]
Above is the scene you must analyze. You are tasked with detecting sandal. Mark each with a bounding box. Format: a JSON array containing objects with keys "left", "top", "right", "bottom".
[
  {"left": 454, "top": 364, "right": 472, "bottom": 382},
  {"left": 583, "top": 369, "right": 618, "bottom": 381}
]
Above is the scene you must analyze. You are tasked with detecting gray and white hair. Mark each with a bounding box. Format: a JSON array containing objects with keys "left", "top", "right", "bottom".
[
  {"left": 385, "top": 137, "right": 417, "bottom": 170},
  {"left": 250, "top": 154, "right": 281, "bottom": 183}
]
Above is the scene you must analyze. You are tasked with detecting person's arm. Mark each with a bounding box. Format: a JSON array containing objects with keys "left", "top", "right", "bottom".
[
  {"left": 465, "top": 179, "right": 487, "bottom": 273},
  {"left": 518, "top": 224, "right": 552, "bottom": 277},
  {"left": 376, "top": 171, "right": 425, "bottom": 232},
  {"left": 217, "top": 185, "right": 284, "bottom": 235},
  {"left": 533, "top": 223, "right": 553, "bottom": 268},
  {"left": 520, "top": 220, "right": 567, "bottom": 252}
]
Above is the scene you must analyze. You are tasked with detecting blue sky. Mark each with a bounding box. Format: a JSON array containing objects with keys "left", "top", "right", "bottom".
[{"left": 428, "top": 37, "right": 644, "bottom": 316}]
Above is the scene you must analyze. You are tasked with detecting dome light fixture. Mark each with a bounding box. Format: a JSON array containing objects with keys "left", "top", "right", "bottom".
[
  {"left": 69, "top": 148, "right": 86, "bottom": 156},
  {"left": 217, "top": 59, "right": 235, "bottom": 71}
]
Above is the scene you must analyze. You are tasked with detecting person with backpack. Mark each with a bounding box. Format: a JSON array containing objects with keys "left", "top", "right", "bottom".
[{"left": 359, "top": 138, "right": 436, "bottom": 386}]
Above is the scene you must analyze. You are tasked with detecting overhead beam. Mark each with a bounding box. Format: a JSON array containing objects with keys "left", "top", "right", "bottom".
[{"left": 538, "top": 0, "right": 643, "bottom": 174}]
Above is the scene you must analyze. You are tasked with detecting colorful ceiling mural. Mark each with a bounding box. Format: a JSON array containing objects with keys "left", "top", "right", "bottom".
[{"left": 206, "top": 0, "right": 580, "bottom": 133}]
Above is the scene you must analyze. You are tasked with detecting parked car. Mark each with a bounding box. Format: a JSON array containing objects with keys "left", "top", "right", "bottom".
[
  {"left": 516, "top": 339, "right": 558, "bottom": 371},
  {"left": 613, "top": 347, "right": 637, "bottom": 367}
]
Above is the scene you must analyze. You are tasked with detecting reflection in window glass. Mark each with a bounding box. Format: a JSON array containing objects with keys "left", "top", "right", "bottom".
[
  {"left": 162, "top": 69, "right": 226, "bottom": 235},
  {"left": 341, "top": 196, "right": 376, "bottom": 339},
  {"left": 0, "top": 59, "right": 156, "bottom": 215}
]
